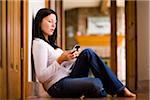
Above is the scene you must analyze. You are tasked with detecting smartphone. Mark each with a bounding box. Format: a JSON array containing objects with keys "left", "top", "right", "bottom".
[{"left": 71, "top": 44, "right": 80, "bottom": 53}]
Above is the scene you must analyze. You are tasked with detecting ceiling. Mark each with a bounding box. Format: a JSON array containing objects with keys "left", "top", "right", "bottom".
[
  {"left": 63, "top": 0, "right": 101, "bottom": 10},
  {"left": 63, "top": 0, "right": 124, "bottom": 11}
]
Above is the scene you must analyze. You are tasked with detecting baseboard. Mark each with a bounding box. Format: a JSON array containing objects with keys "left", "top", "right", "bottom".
[{"left": 137, "top": 80, "right": 149, "bottom": 93}]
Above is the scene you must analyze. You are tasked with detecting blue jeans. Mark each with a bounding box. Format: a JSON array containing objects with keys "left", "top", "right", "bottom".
[{"left": 47, "top": 48, "right": 125, "bottom": 98}]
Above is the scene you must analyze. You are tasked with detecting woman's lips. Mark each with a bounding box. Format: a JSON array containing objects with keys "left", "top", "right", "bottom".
[{"left": 50, "top": 29, "right": 54, "bottom": 32}]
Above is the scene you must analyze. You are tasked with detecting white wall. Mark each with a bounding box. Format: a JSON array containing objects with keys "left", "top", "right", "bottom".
[
  {"left": 28, "top": 0, "right": 45, "bottom": 81},
  {"left": 137, "top": 1, "right": 150, "bottom": 81}
]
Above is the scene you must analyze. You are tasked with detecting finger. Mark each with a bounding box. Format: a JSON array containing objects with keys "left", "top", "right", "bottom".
[
  {"left": 74, "top": 51, "right": 79, "bottom": 56},
  {"left": 72, "top": 53, "right": 78, "bottom": 58},
  {"left": 68, "top": 54, "right": 74, "bottom": 59},
  {"left": 72, "top": 51, "right": 78, "bottom": 54},
  {"left": 78, "top": 48, "right": 81, "bottom": 51}
]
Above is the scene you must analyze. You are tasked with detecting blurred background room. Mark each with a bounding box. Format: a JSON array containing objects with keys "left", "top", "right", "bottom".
[{"left": 0, "top": 0, "right": 149, "bottom": 99}]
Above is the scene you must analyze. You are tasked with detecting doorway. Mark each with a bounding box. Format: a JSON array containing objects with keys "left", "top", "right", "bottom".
[
  {"left": 63, "top": 0, "right": 127, "bottom": 84},
  {"left": 21, "top": 0, "right": 137, "bottom": 98}
]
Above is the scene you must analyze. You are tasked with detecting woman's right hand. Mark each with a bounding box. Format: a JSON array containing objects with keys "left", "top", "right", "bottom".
[{"left": 57, "top": 51, "right": 75, "bottom": 64}]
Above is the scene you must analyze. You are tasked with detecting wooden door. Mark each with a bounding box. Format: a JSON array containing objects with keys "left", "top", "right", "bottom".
[
  {"left": 7, "top": 0, "right": 21, "bottom": 98},
  {"left": 0, "top": 1, "right": 7, "bottom": 99},
  {"left": 0, "top": 0, "right": 21, "bottom": 99}
]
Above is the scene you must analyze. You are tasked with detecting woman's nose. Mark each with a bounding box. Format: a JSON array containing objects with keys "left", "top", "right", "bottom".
[{"left": 52, "top": 23, "right": 56, "bottom": 28}]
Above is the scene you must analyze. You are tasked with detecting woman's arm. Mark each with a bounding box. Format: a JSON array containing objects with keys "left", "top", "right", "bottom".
[
  {"left": 32, "top": 41, "right": 79, "bottom": 83},
  {"left": 32, "top": 42, "right": 63, "bottom": 83},
  {"left": 57, "top": 51, "right": 75, "bottom": 64}
]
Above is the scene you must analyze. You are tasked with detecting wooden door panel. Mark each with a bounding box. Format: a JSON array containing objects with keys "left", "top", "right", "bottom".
[
  {"left": 0, "top": 1, "right": 7, "bottom": 99},
  {"left": 13, "top": 1, "right": 21, "bottom": 72},
  {"left": 7, "top": 1, "right": 21, "bottom": 98}
]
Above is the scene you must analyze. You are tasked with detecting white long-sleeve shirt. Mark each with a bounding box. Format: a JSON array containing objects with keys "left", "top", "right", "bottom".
[{"left": 32, "top": 38, "right": 75, "bottom": 90}]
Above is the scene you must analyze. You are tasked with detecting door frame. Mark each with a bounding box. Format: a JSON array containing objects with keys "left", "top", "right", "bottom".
[
  {"left": 125, "top": 1, "right": 137, "bottom": 91},
  {"left": 21, "top": 0, "right": 28, "bottom": 99},
  {"left": 21, "top": 0, "right": 138, "bottom": 98}
]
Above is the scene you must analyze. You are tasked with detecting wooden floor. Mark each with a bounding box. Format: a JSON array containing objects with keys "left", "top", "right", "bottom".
[{"left": 26, "top": 92, "right": 149, "bottom": 100}]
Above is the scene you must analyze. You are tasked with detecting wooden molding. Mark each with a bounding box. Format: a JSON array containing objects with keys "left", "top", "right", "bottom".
[
  {"left": 125, "top": 1, "right": 137, "bottom": 91},
  {"left": 22, "top": 0, "right": 28, "bottom": 99},
  {"left": 110, "top": 1, "right": 117, "bottom": 75},
  {"left": 55, "top": 1, "right": 64, "bottom": 49}
]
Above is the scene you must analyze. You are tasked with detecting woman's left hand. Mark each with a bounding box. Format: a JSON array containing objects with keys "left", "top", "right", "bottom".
[{"left": 72, "top": 48, "right": 81, "bottom": 58}]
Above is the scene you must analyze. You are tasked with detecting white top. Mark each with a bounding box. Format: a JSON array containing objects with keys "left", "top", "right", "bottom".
[{"left": 32, "top": 38, "right": 75, "bottom": 90}]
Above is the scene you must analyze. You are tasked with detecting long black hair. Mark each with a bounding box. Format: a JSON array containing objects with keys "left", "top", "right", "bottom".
[
  {"left": 32, "top": 8, "right": 59, "bottom": 49},
  {"left": 31, "top": 8, "right": 59, "bottom": 81}
]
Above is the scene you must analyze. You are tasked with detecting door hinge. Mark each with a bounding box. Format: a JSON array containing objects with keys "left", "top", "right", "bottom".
[{"left": 20, "top": 48, "right": 24, "bottom": 60}]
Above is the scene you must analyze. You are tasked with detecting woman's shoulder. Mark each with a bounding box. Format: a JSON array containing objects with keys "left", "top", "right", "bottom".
[
  {"left": 33, "top": 38, "right": 55, "bottom": 51},
  {"left": 33, "top": 38, "right": 48, "bottom": 46},
  {"left": 33, "top": 38, "right": 45, "bottom": 43},
  {"left": 33, "top": 38, "right": 49, "bottom": 48}
]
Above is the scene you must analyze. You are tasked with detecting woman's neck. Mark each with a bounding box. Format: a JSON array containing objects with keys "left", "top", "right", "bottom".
[{"left": 43, "top": 34, "right": 49, "bottom": 41}]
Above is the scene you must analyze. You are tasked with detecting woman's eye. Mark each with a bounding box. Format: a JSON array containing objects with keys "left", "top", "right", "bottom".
[{"left": 48, "top": 20, "right": 56, "bottom": 24}]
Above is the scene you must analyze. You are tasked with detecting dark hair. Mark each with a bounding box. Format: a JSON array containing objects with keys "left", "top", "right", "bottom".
[{"left": 33, "top": 8, "right": 59, "bottom": 49}]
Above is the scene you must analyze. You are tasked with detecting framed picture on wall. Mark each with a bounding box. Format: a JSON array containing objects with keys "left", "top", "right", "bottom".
[{"left": 87, "top": 17, "right": 110, "bottom": 35}]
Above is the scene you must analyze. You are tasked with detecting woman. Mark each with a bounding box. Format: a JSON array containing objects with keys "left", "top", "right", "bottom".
[{"left": 32, "top": 8, "right": 136, "bottom": 98}]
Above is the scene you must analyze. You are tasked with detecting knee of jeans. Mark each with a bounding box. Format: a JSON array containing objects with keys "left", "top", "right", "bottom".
[
  {"left": 93, "top": 78, "right": 103, "bottom": 88},
  {"left": 88, "top": 78, "right": 102, "bottom": 90},
  {"left": 93, "top": 79, "right": 107, "bottom": 96},
  {"left": 83, "top": 48, "right": 94, "bottom": 54},
  {"left": 89, "top": 80, "right": 107, "bottom": 97}
]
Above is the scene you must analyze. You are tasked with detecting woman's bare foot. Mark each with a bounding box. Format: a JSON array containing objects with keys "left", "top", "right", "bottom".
[{"left": 117, "top": 88, "right": 136, "bottom": 97}]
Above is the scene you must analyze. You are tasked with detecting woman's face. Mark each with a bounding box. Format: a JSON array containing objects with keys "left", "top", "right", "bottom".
[{"left": 41, "top": 14, "right": 57, "bottom": 38}]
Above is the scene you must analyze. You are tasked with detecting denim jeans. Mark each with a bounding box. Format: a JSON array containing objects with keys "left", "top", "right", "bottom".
[{"left": 47, "top": 48, "right": 125, "bottom": 98}]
